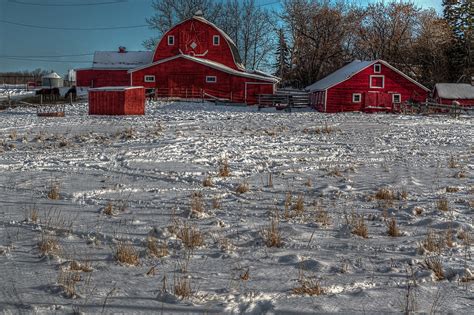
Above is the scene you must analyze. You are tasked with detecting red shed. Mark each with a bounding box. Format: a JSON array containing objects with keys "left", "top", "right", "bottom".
[
  {"left": 89, "top": 86, "right": 145, "bottom": 115},
  {"left": 307, "top": 60, "right": 429, "bottom": 113},
  {"left": 129, "top": 12, "right": 278, "bottom": 104},
  {"left": 433, "top": 83, "right": 474, "bottom": 107}
]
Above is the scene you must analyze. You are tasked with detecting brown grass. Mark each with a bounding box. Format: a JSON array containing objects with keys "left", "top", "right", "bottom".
[
  {"left": 424, "top": 257, "right": 445, "bottom": 281},
  {"left": 114, "top": 242, "right": 140, "bottom": 266},
  {"left": 292, "top": 194, "right": 305, "bottom": 215},
  {"left": 38, "top": 234, "right": 61, "bottom": 256},
  {"left": 387, "top": 217, "right": 401, "bottom": 237},
  {"left": 47, "top": 180, "right": 60, "bottom": 200},
  {"left": 57, "top": 269, "right": 80, "bottom": 298},
  {"left": 235, "top": 181, "right": 250, "bottom": 194},
  {"left": 262, "top": 211, "right": 282, "bottom": 248},
  {"left": 176, "top": 222, "right": 204, "bottom": 250},
  {"left": 25, "top": 206, "right": 39, "bottom": 223},
  {"left": 267, "top": 173, "right": 273, "bottom": 188},
  {"left": 202, "top": 175, "right": 213, "bottom": 187},
  {"left": 327, "top": 168, "right": 342, "bottom": 177},
  {"left": 218, "top": 158, "right": 230, "bottom": 177},
  {"left": 292, "top": 268, "right": 324, "bottom": 296},
  {"left": 346, "top": 212, "right": 368, "bottom": 238},
  {"left": 304, "top": 178, "right": 312, "bottom": 187},
  {"left": 445, "top": 186, "right": 460, "bottom": 193},
  {"left": 436, "top": 198, "right": 449, "bottom": 212},
  {"left": 413, "top": 206, "right": 424, "bottom": 216},
  {"left": 190, "top": 191, "right": 205, "bottom": 214},
  {"left": 68, "top": 260, "right": 93, "bottom": 273},
  {"left": 448, "top": 155, "right": 458, "bottom": 168},
  {"left": 374, "top": 187, "right": 396, "bottom": 201},
  {"left": 103, "top": 202, "right": 114, "bottom": 216},
  {"left": 212, "top": 197, "right": 222, "bottom": 209},
  {"left": 315, "top": 204, "right": 331, "bottom": 226},
  {"left": 173, "top": 273, "right": 192, "bottom": 299},
  {"left": 146, "top": 237, "right": 169, "bottom": 258},
  {"left": 421, "top": 229, "right": 444, "bottom": 254}
]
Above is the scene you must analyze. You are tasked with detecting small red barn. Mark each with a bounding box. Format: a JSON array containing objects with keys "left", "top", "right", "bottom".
[
  {"left": 129, "top": 12, "right": 278, "bottom": 104},
  {"left": 433, "top": 83, "right": 474, "bottom": 107},
  {"left": 307, "top": 60, "right": 429, "bottom": 113},
  {"left": 76, "top": 49, "right": 153, "bottom": 88},
  {"left": 89, "top": 86, "right": 145, "bottom": 115}
]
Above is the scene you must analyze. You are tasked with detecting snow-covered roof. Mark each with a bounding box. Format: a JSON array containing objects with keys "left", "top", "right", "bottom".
[
  {"left": 90, "top": 86, "right": 143, "bottom": 91},
  {"left": 306, "top": 60, "right": 429, "bottom": 92},
  {"left": 42, "top": 72, "right": 62, "bottom": 79},
  {"left": 92, "top": 51, "right": 153, "bottom": 69},
  {"left": 434, "top": 83, "right": 474, "bottom": 99},
  {"left": 129, "top": 54, "right": 279, "bottom": 83}
]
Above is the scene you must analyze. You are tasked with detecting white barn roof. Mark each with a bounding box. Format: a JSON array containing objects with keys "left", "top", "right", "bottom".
[
  {"left": 93, "top": 51, "right": 153, "bottom": 69},
  {"left": 434, "top": 83, "right": 474, "bottom": 99},
  {"left": 43, "top": 72, "right": 62, "bottom": 79}
]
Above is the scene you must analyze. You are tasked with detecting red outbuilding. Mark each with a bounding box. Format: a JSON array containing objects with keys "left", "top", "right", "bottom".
[
  {"left": 433, "top": 83, "right": 474, "bottom": 107},
  {"left": 307, "top": 60, "right": 429, "bottom": 113},
  {"left": 88, "top": 86, "right": 145, "bottom": 116},
  {"left": 77, "top": 12, "right": 278, "bottom": 105}
]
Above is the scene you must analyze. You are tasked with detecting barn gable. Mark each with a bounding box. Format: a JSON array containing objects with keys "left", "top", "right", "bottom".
[{"left": 152, "top": 14, "right": 244, "bottom": 71}]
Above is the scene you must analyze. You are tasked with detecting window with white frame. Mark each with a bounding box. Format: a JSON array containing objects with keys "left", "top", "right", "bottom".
[
  {"left": 374, "top": 64, "right": 381, "bottom": 73},
  {"left": 144, "top": 75, "right": 155, "bottom": 82},
  {"left": 370, "top": 75, "right": 384, "bottom": 88},
  {"left": 213, "top": 35, "right": 220, "bottom": 46},
  {"left": 352, "top": 93, "right": 362, "bottom": 103},
  {"left": 206, "top": 76, "right": 217, "bottom": 83},
  {"left": 392, "top": 93, "right": 401, "bottom": 103},
  {"left": 168, "top": 35, "right": 175, "bottom": 45}
]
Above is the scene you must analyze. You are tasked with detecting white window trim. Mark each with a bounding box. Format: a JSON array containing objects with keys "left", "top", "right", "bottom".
[
  {"left": 370, "top": 75, "right": 385, "bottom": 89},
  {"left": 206, "top": 76, "right": 217, "bottom": 83},
  {"left": 168, "top": 35, "right": 175, "bottom": 45},
  {"left": 374, "top": 64, "right": 381, "bottom": 73},
  {"left": 352, "top": 93, "right": 362, "bottom": 103},
  {"left": 213, "top": 35, "right": 220, "bottom": 46},
  {"left": 392, "top": 93, "right": 401, "bottom": 103},
  {"left": 144, "top": 75, "right": 155, "bottom": 83}
]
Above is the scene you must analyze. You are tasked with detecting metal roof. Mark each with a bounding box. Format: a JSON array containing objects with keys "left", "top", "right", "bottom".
[{"left": 434, "top": 83, "right": 474, "bottom": 99}]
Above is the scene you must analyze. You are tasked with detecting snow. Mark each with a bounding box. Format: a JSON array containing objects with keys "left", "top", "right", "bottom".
[
  {"left": 435, "top": 83, "right": 474, "bottom": 100},
  {"left": 306, "top": 60, "right": 373, "bottom": 91},
  {"left": 0, "top": 101, "right": 472, "bottom": 314},
  {"left": 92, "top": 51, "right": 154, "bottom": 70},
  {"left": 42, "top": 72, "right": 62, "bottom": 79}
]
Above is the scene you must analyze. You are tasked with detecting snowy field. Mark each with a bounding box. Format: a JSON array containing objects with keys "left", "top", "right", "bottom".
[{"left": 0, "top": 101, "right": 472, "bottom": 314}]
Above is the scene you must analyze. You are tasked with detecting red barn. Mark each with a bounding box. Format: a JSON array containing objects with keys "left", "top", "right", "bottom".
[
  {"left": 307, "top": 60, "right": 429, "bottom": 113},
  {"left": 77, "top": 12, "right": 278, "bottom": 105},
  {"left": 433, "top": 83, "right": 474, "bottom": 107},
  {"left": 89, "top": 86, "right": 145, "bottom": 116}
]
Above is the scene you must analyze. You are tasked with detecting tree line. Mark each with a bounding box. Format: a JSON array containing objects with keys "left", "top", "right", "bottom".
[{"left": 144, "top": 0, "right": 472, "bottom": 89}]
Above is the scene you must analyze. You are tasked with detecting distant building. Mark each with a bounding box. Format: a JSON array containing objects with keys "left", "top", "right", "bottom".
[
  {"left": 306, "top": 60, "right": 429, "bottom": 113},
  {"left": 433, "top": 82, "right": 474, "bottom": 107}
]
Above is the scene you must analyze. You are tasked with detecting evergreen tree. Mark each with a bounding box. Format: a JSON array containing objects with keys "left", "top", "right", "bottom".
[{"left": 273, "top": 28, "right": 290, "bottom": 85}]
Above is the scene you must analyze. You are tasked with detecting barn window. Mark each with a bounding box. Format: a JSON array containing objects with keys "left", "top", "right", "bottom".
[
  {"left": 206, "top": 76, "right": 217, "bottom": 83},
  {"left": 168, "top": 35, "right": 175, "bottom": 45},
  {"left": 370, "top": 75, "right": 384, "bottom": 88},
  {"left": 144, "top": 75, "right": 155, "bottom": 83},
  {"left": 352, "top": 93, "right": 362, "bottom": 103},
  {"left": 392, "top": 93, "right": 401, "bottom": 103},
  {"left": 374, "top": 64, "right": 381, "bottom": 73},
  {"left": 213, "top": 35, "right": 220, "bottom": 46}
]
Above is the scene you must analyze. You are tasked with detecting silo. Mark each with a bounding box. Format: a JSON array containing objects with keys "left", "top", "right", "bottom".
[{"left": 42, "top": 72, "right": 64, "bottom": 88}]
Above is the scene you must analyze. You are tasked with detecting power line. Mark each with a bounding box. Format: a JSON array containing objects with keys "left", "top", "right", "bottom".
[
  {"left": 0, "top": 19, "right": 148, "bottom": 30},
  {"left": 7, "top": 0, "right": 128, "bottom": 6},
  {"left": 1, "top": 57, "right": 91, "bottom": 63},
  {"left": 0, "top": 53, "right": 94, "bottom": 58}
]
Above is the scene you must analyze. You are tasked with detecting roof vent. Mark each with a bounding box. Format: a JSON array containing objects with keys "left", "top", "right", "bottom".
[
  {"left": 118, "top": 46, "right": 127, "bottom": 53},
  {"left": 194, "top": 10, "right": 203, "bottom": 17}
]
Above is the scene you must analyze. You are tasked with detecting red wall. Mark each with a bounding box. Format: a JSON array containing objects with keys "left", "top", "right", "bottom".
[
  {"left": 89, "top": 88, "right": 145, "bottom": 115},
  {"left": 312, "top": 63, "right": 428, "bottom": 113},
  {"left": 433, "top": 90, "right": 474, "bottom": 106},
  {"left": 153, "top": 18, "right": 241, "bottom": 70},
  {"left": 77, "top": 69, "right": 131, "bottom": 88},
  {"left": 131, "top": 58, "right": 273, "bottom": 104}
]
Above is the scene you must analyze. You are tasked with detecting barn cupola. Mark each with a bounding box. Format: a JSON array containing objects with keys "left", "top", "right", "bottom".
[
  {"left": 118, "top": 46, "right": 127, "bottom": 53},
  {"left": 194, "top": 10, "right": 204, "bottom": 18}
]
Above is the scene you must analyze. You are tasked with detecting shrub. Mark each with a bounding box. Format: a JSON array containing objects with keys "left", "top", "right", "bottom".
[
  {"left": 387, "top": 217, "right": 401, "bottom": 237},
  {"left": 202, "top": 175, "right": 213, "bottom": 187},
  {"left": 292, "top": 268, "right": 324, "bottom": 296},
  {"left": 114, "top": 242, "right": 140, "bottom": 266},
  {"left": 38, "top": 234, "right": 61, "bottom": 256},
  {"left": 218, "top": 158, "right": 230, "bottom": 177},
  {"left": 436, "top": 198, "right": 449, "bottom": 212},
  {"left": 424, "top": 257, "right": 445, "bottom": 281},
  {"left": 235, "top": 181, "right": 250, "bottom": 194},
  {"left": 57, "top": 269, "right": 80, "bottom": 298},
  {"left": 262, "top": 211, "right": 282, "bottom": 247},
  {"left": 176, "top": 222, "right": 204, "bottom": 250}
]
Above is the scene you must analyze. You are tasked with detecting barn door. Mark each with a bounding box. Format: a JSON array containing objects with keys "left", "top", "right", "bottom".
[
  {"left": 365, "top": 92, "right": 391, "bottom": 111},
  {"left": 168, "top": 75, "right": 200, "bottom": 98}
]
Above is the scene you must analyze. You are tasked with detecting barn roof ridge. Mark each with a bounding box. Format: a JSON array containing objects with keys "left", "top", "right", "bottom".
[
  {"left": 92, "top": 51, "right": 153, "bottom": 70},
  {"left": 128, "top": 54, "right": 278, "bottom": 83},
  {"left": 306, "top": 59, "right": 428, "bottom": 92}
]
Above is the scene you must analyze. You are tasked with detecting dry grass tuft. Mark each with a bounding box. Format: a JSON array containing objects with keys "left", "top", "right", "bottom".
[
  {"left": 25, "top": 206, "right": 39, "bottom": 223},
  {"left": 421, "top": 229, "right": 444, "bottom": 254},
  {"left": 448, "top": 155, "right": 458, "bottom": 168},
  {"left": 38, "top": 234, "right": 61, "bottom": 256},
  {"left": 103, "top": 202, "right": 114, "bottom": 216},
  {"left": 114, "top": 242, "right": 140, "bottom": 266},
  {"left": 190, "top": 191, "right": 205, "bottom": 214},
  {"left": 262, "top": 210, "right": 282, "bottom": 248},
  {"left": 173, "top": 273, "right": 192, "bottom": 299},
  {"left": 292, "top": 194, "right": 305, "bottom": 215},
  {"left": 47, "top": 180, "right": 60, "bottom": 200},
  {"left": 352, "top": 216, "right": 368, "bottom": 238},
  {"left": 69, "top": 260, "right": 93, "bottom": 273},
  {"left": 57, "top": 269, "right": 80, "bottom": 298},
  {"left": 176, "top": 222, "right": 205, "bottom": 250},
  {"left": 218, "top": 158, "right": 231, "bottom": 177},
  {"left": 212, "top": 197, "right": 222, "bottom": 209},
  {"left": 146, "top": 237, "right": 169, "bottom": 258},
  {"left": 436, "top": 198, "right": 449, "bottom": 212},
  {"left": 292, "top": 268, "right": 324, "bottom": 296},
  {"left": 305, "top": 178, "right": 312, "bottom": 187},
  {"left": 327, "top": 168, "right": 342, "bottom": 177},
  {"left": 445, "top": 186, "right": 460, "bottom": 193},
  {"left": 413, "top": 206, "right": 424, "bottom": 216},
  {"left": 424, "top": 257, "right": 445, "bottom": 281},
  {"left": 375, "top": 187, "right": 396, "bottom": 201},
  {"left": 235, "top": 181, "right": 250, "bottom": 194},
  {"left": 387, "top": 217, "right": 401, "bottom": 237},
  {"left": 202, "top": 175, "right": 213, "bottom": 187}
]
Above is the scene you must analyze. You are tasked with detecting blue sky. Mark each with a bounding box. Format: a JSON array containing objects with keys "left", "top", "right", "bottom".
[{"left": 0, "top": 0, "right": 443, "bottom": 75}]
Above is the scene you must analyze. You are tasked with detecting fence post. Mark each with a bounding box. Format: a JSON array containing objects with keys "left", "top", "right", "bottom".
[
  {"left": 69, "top": 92, "right": 72, "bottom": 105},
  {"left": 40, "top": 94, "right": 43, "bottom": 106}
]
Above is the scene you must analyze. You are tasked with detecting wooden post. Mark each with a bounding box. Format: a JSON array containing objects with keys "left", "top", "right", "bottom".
[
  {"left": 69, "top": 92, "right": 72, "bottom": 105},
  {"left": 40, "top": 94, "right": 43, "bottom": 106}
]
